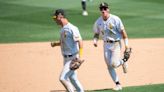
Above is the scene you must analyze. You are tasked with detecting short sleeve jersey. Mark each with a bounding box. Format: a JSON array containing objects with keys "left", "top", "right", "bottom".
[
  {"left": 60, "top": 23, "right": 82, "bottom": 55},
  {"left": 93, "top": 14, "right": 124, "bottom": 41}
]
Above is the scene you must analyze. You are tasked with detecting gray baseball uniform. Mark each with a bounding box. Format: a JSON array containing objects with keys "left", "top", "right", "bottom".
[
  {"left": 59, "top": 23, "right": 84, "bottom": 92},
  {"left": 93, "top": 14, "right": 125, "bottom": 83}
]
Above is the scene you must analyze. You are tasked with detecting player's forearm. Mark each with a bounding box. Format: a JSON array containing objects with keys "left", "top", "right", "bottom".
[
  {"left": 94, "top": 33, "right": 99, "bottom": 42},
  {"left": 93, "top": 33, "right": 99, "bottom": 40},
  {"left": 124, "top": 38, "right": 129, "bottom": 49},
  {"left": 93, "top": 33, "right": 99, "bottom": 47},
  {"left": 121, "top": 29, "right": 129, "bottom": 48},
  {"left": 51, "top": 41, "right": 61, "bottom": 47}
]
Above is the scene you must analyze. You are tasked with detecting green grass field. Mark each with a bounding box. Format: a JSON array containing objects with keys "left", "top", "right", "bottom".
[
  {"left": 88, "top": 84, "right": 164, "bottom": 92},
  {"left": 0, "top": 0, "right": 164, "bottom": 43}
]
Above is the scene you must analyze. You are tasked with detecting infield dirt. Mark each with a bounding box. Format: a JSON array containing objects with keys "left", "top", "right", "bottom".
[{"left": 0, "top": 38, "right": 164, "bottom": 92}]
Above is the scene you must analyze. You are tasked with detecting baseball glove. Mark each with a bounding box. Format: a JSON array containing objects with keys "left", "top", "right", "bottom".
[
  {"left": 70, "top": 58, "right": 84, "bottom": 70},
  {"left": 123, "top": 48, "right": 132, "bottom": 62}
]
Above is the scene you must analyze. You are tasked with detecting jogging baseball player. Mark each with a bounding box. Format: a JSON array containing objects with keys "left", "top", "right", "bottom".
[
  {"left": 81, "top": 0, "right": 88, "bottom": 16},
  {"left": 92, "top": 2, "right": 131, "bottom": 91},
  {"left": 51, "top": 9, "right": 84, "bottom": 92}
]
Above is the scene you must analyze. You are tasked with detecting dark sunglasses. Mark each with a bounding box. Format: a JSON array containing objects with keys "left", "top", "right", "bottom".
[{"left": 99, "top": 7, "right": 108, "bottom": 11}]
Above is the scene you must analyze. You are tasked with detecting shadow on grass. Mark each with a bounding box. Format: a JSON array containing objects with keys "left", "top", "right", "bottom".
[{"left": 85, "top": 88, "right": 116, "bottom": 92}]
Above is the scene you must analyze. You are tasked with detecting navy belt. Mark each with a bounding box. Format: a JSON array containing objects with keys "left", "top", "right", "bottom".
[
  {"left": 64, "top": 55, "right": 73, "bottom": 58},
  {"left": 63, "top": 52, "right": 78, "bottom": 58},
  {"left": 104, "top": 40, "right": 119, "bottom": 43}
]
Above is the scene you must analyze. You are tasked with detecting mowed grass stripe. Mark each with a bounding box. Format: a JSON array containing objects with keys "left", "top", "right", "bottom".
[
  {"left": 0, "top": 0, "right": 164, "bottom": 43},
  {"left": 88, "top": 83, "right": 164, "bottom": 92}
]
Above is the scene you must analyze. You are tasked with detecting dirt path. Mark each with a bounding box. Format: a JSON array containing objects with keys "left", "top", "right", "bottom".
[{"left": 0, "top": 38, "right": 164, "bottom": 92}]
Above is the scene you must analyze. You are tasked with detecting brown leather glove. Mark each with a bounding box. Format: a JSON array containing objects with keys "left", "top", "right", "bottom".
[
  {"left": 70, "top": 58, "right": 84, "bottom": 70},
  {"left": 123, "top": 48, "right": 132, "bottom": 62}
]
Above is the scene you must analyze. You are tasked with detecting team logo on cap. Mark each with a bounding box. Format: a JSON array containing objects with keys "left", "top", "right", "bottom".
[
  {"left": 102, "top": 3, "right": 105, "bottom": 6},
  {"left": 58, "top": 13, "right": 62, "bottom": 16}
]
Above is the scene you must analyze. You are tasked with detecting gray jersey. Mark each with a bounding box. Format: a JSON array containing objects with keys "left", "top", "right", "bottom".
[
  {"left": 93, "top": 14, "right": 124, "bottom": 41},
  {"left": 60, "top": 23, "right": 82, "bottom": 55}
]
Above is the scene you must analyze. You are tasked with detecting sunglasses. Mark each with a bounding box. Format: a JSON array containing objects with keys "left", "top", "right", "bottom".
[{"left": 99, "top": 7, "right": 108, "bottom": 11}]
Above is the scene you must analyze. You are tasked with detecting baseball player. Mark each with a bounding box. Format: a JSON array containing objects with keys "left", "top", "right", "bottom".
[
  {"left": 92, "top": 2, "right": 131, "bottom": 91},
  {"left": 51, "top": 9, "right": 84, "bottom": 92},
  {"left": 81, "top": 0, "right": 88, "bottom": 16}
]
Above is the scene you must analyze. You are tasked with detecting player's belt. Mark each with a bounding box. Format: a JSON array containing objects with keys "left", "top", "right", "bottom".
[
  {"left": 104, "top": 40, "right": 120, "bottom": 43},
  {"left": 64, "top": 55, "right": 73, "bottom": 58},
  {"left": 63, "top": 52, "right": 78, "bottom": 58}
]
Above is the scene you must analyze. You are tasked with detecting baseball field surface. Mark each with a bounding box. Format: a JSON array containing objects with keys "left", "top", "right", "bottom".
[{"left": 0, "top": 38, "right": 164, "bottom": 92}]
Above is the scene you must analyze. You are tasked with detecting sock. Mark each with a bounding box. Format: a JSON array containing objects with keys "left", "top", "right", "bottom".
[
  {"left": 81, "top": 1, "right": 86, "bottom": 11},
  {"left": 123, "top": 58, "right": 127, "bottom": 62},
  {"left": 116, "top": 81, "right": 120, "bottom": 85}
]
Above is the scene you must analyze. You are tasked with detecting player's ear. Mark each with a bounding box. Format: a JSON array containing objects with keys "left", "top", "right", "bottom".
[{"left": 107, "top": 9, "right": 110, "bottom": 12}]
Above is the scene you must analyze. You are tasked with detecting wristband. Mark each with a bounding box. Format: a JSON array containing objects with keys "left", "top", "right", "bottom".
[
  {"left": 124, "top": 38, "right": 129, "bottom": 47},
  {"left": 79, "top": 48, "right": 83, "bottom": 58},
  {"left": 93, "top": 38, "right": 98, "bottom": 44}
]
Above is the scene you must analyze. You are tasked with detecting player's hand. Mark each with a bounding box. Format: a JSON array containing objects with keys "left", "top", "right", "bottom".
[
  {"left": 70, "top": 58, "right": 84, "bottom": 70},
  {"left": 93, "top": 38, "right": 98, "bottom": 47},
  {"left": 93, "top": 43, "right": 97, "bottom": 47},
  {"left": 125, "top": 45, "right": 129, "bottom": 49},
  {"left": 51, "top": 41, "right": 60, "bottom": 47},
  {"left": 51, "top": 42, "right": 56, "bottom": 47}
]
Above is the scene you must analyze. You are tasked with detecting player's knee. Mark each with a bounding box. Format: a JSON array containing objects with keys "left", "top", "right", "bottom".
[
  {"left": 70, "top": 77, "right": 75, "bottom": 82},
  {"left": 59, "top": 77, "right": 66, "bottom": 83},
  {"left": 59, "top": 78, "right": 63, "bottom": 83},
  {"left": 59, "top": 79, "right": 66, "bottom": 84},
  {"left": 111, "top": 62, "right": 118, "bottom": 68}
]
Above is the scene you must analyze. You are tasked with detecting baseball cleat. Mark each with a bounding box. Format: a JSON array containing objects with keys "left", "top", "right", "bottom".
[
  {"left": 82, "top": 11, "right": 88, "bottom": 16},
  {"left": 122, "top": 62, "right": 128, "bottom": 73},
  {"left": 112, "top": 84, "right": 122, "bottom": 91}
]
